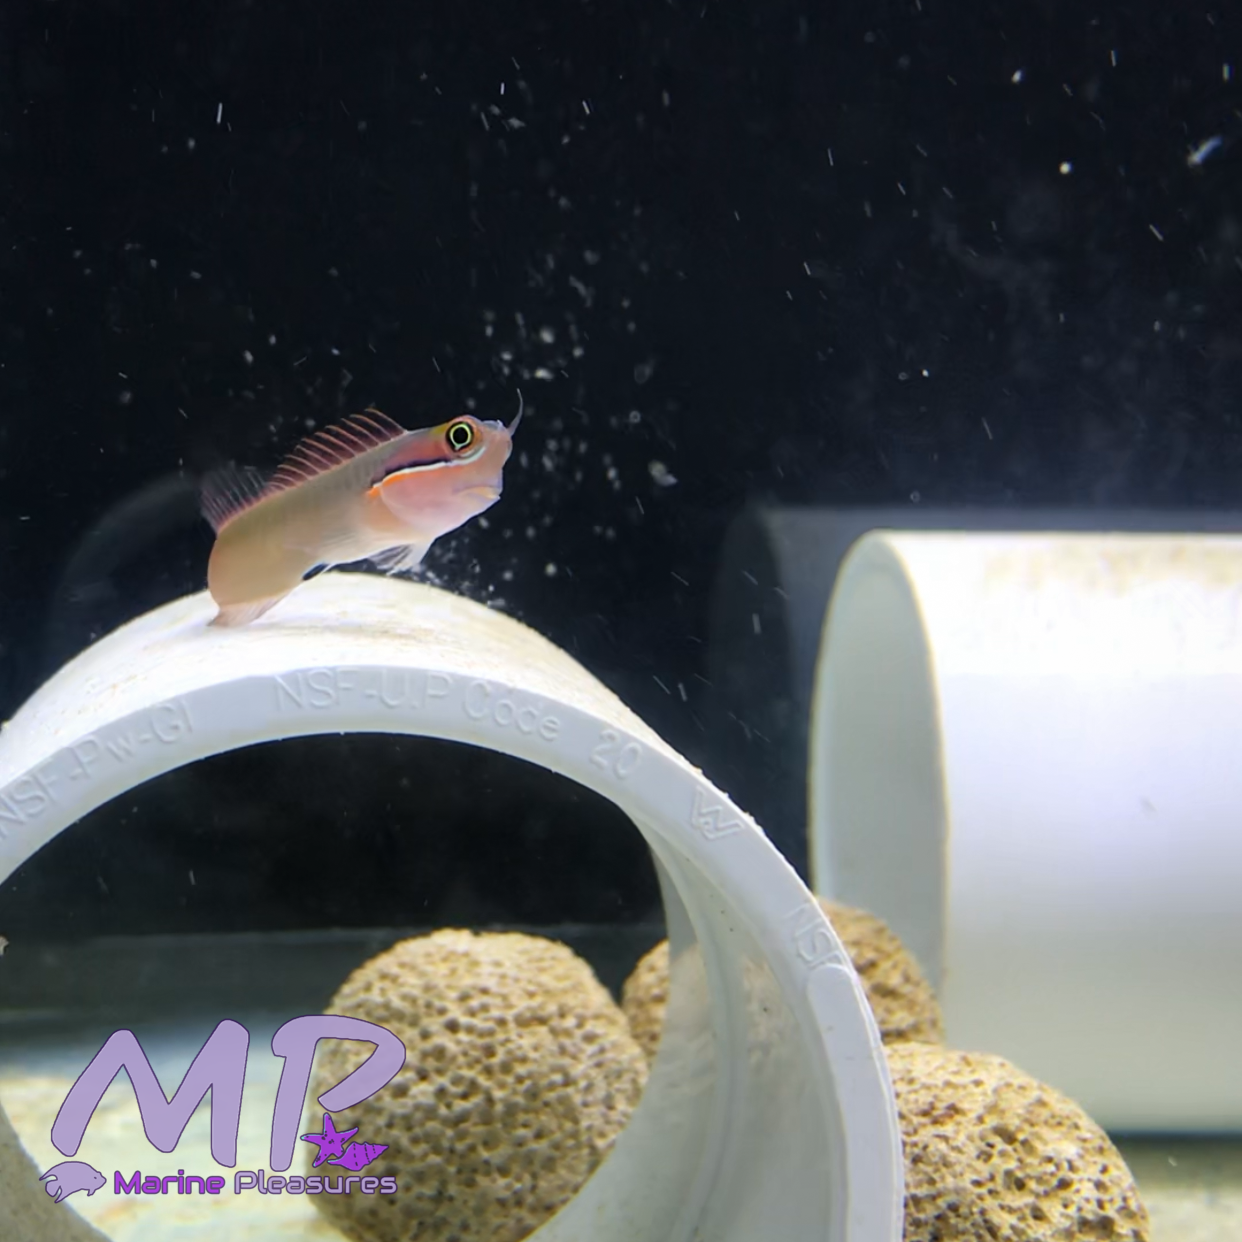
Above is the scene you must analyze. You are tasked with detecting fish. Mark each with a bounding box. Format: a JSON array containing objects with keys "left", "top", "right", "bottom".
[
  {"left": 327, "top": 1141, "right": 389, "bottom": 1171},
  {"left": 201, "top": 401, "right": 521, "bottom": 626},
  {"left": 40, "top": 1160, "right": 107, "bottom": 1204}
]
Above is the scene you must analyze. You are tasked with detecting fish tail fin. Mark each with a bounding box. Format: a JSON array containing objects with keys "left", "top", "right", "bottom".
[{"left": 209, "top": 595, "right": 287, "bottom": 627}]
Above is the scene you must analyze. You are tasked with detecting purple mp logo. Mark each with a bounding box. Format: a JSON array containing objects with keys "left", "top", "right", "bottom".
[{"left": 41, "top": 1015, "right": 406, "bottom": 1202}]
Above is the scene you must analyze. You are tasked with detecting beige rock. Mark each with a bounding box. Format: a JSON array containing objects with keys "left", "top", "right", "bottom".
[
  {"left": 308, "top": 929, "right": 649, "bottom": 1242},
  {"left": 621, "top": 896, "right": 943, "bottom": 1060},
  {"left": 817, "top": 898, "right": 944, "bottom": 1045},
  {"left": 619, "top": 939, "right": 670, "bottom": 1063},
  {"left": 0, "top": 1098, "right": 110, "bottom": 1242},
  {"left": 889, "top": 1042, "right": 1150, "bottom": 1242}
]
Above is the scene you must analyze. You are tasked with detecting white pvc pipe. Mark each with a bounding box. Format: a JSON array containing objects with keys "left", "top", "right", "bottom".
[
  {"left": 810, "top": 530, "right": 1242, "bottom": 1132},
  {"left": 0, "top": 574, "right": 902, "bottom": 1242}
]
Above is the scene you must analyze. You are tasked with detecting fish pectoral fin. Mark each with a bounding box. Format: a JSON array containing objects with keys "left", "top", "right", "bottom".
[
  {"left": 368, "top": 542, "right": 430, "bottom": 576},
  {"left": 296, "top": 526, "right": 382, "bottom": 566}
]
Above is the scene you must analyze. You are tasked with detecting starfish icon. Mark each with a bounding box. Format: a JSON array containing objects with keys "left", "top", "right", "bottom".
[{"left": 300, "top": 1113, "right": 359, "bottom": 1167}]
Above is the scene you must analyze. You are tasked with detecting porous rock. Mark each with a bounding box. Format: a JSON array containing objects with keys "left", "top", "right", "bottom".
[
  {"left": 618, "top": 938, "right": 670, "bottom": 1063},
  {"left": 818, "top": 898, "right": 944, "bottom": 1044},
  {"left": 308, "top": 928, "right": 648, "bottom": 1242},
  {"left": 889, "top": 1041, "right": 1150, "bottom": 1242},
  {"left": 0, "top": 1098, "right": 110, "bottom": 1242},
  {"left": 620, "top": 896, "right": 943, "bottom": 1060}
]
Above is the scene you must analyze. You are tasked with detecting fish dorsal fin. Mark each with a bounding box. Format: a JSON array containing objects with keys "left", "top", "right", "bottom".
[
  {"left": 266, "top": 408, "right": 409, "bottom": 495},
  {"left": 200, "top": 409, "right": 410, "bottom": 532},
  {"left": 200, "top": 465, "right": 269, "bottom": 533}
]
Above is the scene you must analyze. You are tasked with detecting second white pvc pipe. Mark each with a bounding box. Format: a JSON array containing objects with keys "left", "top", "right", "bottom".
[{"left": 810, "top": 530, "right": 1242, "bottom": 1131}]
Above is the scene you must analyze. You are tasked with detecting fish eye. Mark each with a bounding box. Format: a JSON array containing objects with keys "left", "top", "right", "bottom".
[{"left": 446, "top": 419, "right": 476, "bottom": 452}]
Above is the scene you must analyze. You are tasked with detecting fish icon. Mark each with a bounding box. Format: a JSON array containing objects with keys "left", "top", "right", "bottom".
[
  {"left": 40, "top": 1160, "right": 107, "bottom": 1204},
  {"left": 327, "top": 1141, "right": 388, "bottom": 1171}
]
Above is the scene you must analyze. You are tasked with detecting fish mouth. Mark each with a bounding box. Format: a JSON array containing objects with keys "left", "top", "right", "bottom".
[{"left": 458, "top": 484, "right": 501, "bottom": 502}]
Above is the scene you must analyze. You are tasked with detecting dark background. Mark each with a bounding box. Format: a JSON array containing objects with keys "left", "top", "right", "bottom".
[{"left": 2, "top": 0, "right": 1240, "bottom": 939}]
